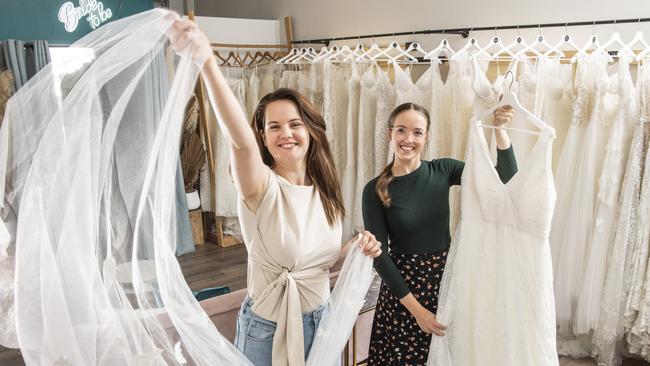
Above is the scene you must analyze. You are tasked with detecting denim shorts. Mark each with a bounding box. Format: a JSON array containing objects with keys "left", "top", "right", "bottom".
[{"left": 234, "top": 296, "right": 326, "bottom": 366}]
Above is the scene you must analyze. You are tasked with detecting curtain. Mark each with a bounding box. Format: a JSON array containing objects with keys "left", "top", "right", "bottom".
[{"left": 0, "top": 40, "right": 51, "bottom": 91}]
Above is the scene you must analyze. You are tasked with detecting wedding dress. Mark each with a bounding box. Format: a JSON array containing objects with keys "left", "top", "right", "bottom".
[
  {"left": 373, "top": 64, "right": 395, "bottom": 170},
  {"left": 551, "top": 52, "right": 614, "bottom": 335},
  {"left": 592, "top": 59, "right": 650, "bottom": 366},
  {"left": 341, "top": 63, "right": 362, "bottom": 239},
  {"left": 428, "top": 117, "right": 558, "bottom": 366},
  {"left": 352, "top": 64, "right": 378, "bottom": 234},
  {"left": 322, "top": 63, "right": 350, "bottom": 178},
  {"left": 574, "top": 58, "right": 637, "bottom": 335}
]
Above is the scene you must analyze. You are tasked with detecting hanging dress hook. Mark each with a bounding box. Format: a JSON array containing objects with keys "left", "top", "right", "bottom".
[{"left": 592, "top": 20, "right": 596, "bottom": 36}]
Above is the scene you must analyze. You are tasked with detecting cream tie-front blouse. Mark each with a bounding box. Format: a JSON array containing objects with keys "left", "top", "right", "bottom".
[{"left": 237, "top": 167, "right": 341, "bottom": 366}]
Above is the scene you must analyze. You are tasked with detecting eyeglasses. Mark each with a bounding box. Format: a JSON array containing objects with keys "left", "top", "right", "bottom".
[{"left": 390, "top": 126, "right": 427, "bottom": 139}]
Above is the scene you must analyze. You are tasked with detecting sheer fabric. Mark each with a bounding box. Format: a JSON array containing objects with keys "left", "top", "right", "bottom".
[{"left": 0, "top": 9, "right": 251, "bottom": 365}]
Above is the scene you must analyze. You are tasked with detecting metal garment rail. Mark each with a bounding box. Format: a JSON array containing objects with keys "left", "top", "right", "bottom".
[{"left": 292, "top": 17, "right": 650, "bottom": 46}]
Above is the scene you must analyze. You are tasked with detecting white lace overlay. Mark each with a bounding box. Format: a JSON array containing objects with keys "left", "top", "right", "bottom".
[{"left": 589, "top": 60, "right": 650, "bottom": 366}]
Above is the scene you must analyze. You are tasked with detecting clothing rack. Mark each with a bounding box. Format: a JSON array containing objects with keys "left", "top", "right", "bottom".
[
  {"left": 210, "top": 15, "right": 293, "bottom": 68},
  {"left": 292, "top": 17, "right": 650, "bottom": 46},
  {"left": 211, "top": 41, "right": 291, "bottom": 67}
]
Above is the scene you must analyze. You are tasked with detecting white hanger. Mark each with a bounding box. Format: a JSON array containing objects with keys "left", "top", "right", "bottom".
[
  {"left": 325, "top": 45, "right": 355, "bottom": 63},
  {"left": 287, "top": 47, "right": 318, "bottom": 64},
  {"left": 396, "top": 42, "right": 427, "bottom": 61},
  {"left": 548, "top": 33, "right": 580, "bottom": 59},
  {"left": 356, "top": 43, "right": 382, "bottom": 62},
  {"left": 315, "top": 46, "right": 330, "bottom": 58},
  {"left": 311, "top": 46, "right": 339, "bottom": 63},
  {"left": 370, "top": 42, "right": 418, "bottom": 63},
  {"left": 629, "top": 31, "right": 650, "bottom": 61},
  {"left": 513, "top": 36, "right": 543, "bottom": 59},
  {"left": 283, "top": 48, "right": 307, "bottom": 63},
  {"left": 452, "top": 37, "right": 491, "bottom": 60},
  {"left": 478, "top": 36, "right": 514, "bottom": 61},
  {"left": 570, "top": 34, "right": 612, "bottom": 63},
  {"left": 628, "top": 20, "right": 650, "bottom": 61},
  {"left": 277, "top": 48, "right": 300, "bottom": 64},
  {"left": 597, "top": 32, "right": 634, "bottom": 60},
  {"left": 635, "top": 29, "right": 650, "bottom": 62},
  {"left": 393, "top": 41, "right": 427, "bottom": 64},
  {"left": 424, "top": 38, "right": 456, "bottom": 62},
  {"left": 478, "top": 72, "right": 550, "bottom": 136},
  {"left": 493, "top": 36, "right": 529, "bottom": 59},
  {"left": 528, "top": 34, "right": 565, "bottom": 59},
  {"left": 344, "top": 44, "right": 367, "bottom": 62},
  {"left": 310, "top": 46, "right": 334, "bottom": 63}
]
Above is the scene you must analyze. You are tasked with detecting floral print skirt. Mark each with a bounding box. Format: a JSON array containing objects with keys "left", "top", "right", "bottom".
[{"left": 368, "top": 249, "right": 448, "bottom": 366}]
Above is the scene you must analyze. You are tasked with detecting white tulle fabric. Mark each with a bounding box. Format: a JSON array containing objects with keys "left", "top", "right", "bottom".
[
  {"left": 428, "top": 119, "right": 558, "bottom": 366},
  {"left": 306, "top": 243, "right": 374, "bottom": 366},
  {"left": 0, "top": 10, "right": 253, "bottom": 365}
]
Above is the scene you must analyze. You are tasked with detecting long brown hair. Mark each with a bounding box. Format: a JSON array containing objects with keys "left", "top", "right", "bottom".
[
  {"left": 376, "top": 102, "right": 431, "bottom": 207},
  {"left": 251, "top": 88, "right": 345, "bottom": 226}
]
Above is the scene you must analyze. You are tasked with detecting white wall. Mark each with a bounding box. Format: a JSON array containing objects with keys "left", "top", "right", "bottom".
[
  {"left": 196, "top": 0, "right": 650, "bottom": 51},
  {"left": 184, "top": 16, "right": 284, "bottom": 44}
]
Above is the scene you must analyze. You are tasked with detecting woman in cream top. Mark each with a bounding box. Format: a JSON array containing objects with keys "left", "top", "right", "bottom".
[
  {"left": 168, "top": 21, "right": 382, "bottom": 366},
  {"left": 238, "top": 167, "right": 343, "bottom": 365}
]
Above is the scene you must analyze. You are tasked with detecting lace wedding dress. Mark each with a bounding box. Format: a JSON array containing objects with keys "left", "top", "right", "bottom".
[{"left": 428, "top": 118, "right": 558, "bottom": 366}]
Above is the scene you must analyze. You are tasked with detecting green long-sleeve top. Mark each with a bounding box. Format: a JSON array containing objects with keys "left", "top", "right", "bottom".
[{"left": 361, "top": 147, "right": 518, "bottom": 299}]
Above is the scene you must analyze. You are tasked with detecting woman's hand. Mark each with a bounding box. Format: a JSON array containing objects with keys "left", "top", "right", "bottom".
[
  {"left": 492, "top": 105, "right": 514, "bottom": 149},
  {"left": 166, "top": 15, "right": 213, "bottom": 67},
  {"left": 492, "top": 105, "right": 515, "bottom": 127},
  {"left": 414, "top": 307, "right": 447, "bottom": 336},
  {"left": 354, "top": 230, "right": 382, "bottom": 258}
]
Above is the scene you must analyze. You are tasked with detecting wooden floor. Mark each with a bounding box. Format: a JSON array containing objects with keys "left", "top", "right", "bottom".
[
  {"left": 558, "top": 357, "right": 650, "bottom": 365},
  {"left": 178, "top": 241, "right": 247, "bottom": 293}
]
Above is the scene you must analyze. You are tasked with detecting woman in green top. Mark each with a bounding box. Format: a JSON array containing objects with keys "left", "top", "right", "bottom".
[{"left": 362, "top": 102, "right": 516, "bottom": 365}]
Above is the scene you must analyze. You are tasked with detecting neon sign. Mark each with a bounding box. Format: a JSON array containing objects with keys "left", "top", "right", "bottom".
[{"left": 58, "top": 0, "right": 113, "bottom": 33}]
